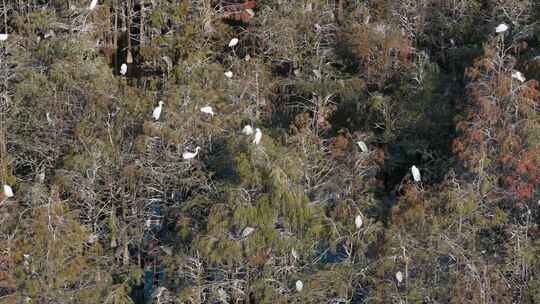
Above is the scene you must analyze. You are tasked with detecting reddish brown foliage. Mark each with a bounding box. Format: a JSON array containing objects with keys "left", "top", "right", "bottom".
[
  {"left": 329, "top": 134, "right": 350, "bottom": 158},
  {"left": 221, "top": 1, "right": 256, "bottom": 22}
]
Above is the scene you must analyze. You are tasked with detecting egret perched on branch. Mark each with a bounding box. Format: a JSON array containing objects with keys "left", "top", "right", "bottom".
[
  {"left": 228, "top": 38, "right": 239, "bottom": 47},
  {"left": 253, "top": 128, "right": 262, "bottom": 145},
  {"left": 89, "top": 0, "right": 98, "bottom": 10},
  {"left": 46, "top": 112, "right": 54, "bottom": 125},
  {"left": 395, "top": 271, "right": 404, "bottom": 283},
  {"left": 512, "top": 71, "right": 526, "bottom": 83},
  {"left": 291, "top": 248, "right": 299, "bottom": 260},
  {"left": 182, "top": 147, "right": 201, "bottom": 160},
  {"left": 242, "top": 125, "right": 254, "bottom": 135},
  {"left": 224, "top": 71, "right": 233, "bottom": 78},
  {"left": 200, "top": 106, "right": 215, "bottom": 116},
  {"left": 153, "top": 101, "right": 164, "bottom": 120},
  {"left": 295, "top": 280, "right": 304, "bottom": 292},
  {"left": 495, "top": 23, "right": 508, "bottom": 33},
  {"left": 411, "top": 165, "right": 421, "bottom": 182},
  {"left": 0, "top": 34, "right": 8, "bottom": 41},
  {"left": 44, "top": 30, "right": 55, "bottom": 39},
  {"left": 356, "top": 141, "right": 368, "bottom": 153},
  {"left": 3, "top": 185, "right": 14, "bottom": 198},
  {"left": 241, "top": 227, "right": 255, "bottom": 238},
  {"left": 355, "top": 215, "right": 363, "bottom": 229},
  {"left": 120, "top": 63, "right": 128, "bottom": 76},
  {"left": 161, "top": 56, "right": 173, "bottom": 71}
]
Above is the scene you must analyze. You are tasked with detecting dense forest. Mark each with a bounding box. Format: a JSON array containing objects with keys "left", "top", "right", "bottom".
[{"left": 0, "top": 0, "right": 539, "bottom": 303}]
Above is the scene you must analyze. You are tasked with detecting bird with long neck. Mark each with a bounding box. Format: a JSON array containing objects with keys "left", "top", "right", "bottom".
[
  {"left": 153, "top": 101, "right": 164, "bottom": 120},
  {"left": 183, "top": 147, "right": 201, "bottom": 160}
]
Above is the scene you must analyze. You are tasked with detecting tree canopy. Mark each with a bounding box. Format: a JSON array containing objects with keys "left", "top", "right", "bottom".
[{"left": 0, "top": 1, "right": 539, "bottom": 303}]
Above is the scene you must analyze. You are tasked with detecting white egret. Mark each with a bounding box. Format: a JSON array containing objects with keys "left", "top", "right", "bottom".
[
  {"left": 87, "top": 233, "right": 98, "bottom": 243},
  {"left": 355, "top": 214, "right": 363, "bottom": 229},
  {"left": 241, "top": 226, "right": 255, "bottom": 238},
  {"left": 120, "top": 63, "right": 128, "bottom": 75},
  {"left": 182, "top": 147, "right": 201, "bottom": 160},
  {"left": 495, "top": 23, "right": 508, "bottom": 33},
  {"left": 89, "top": 0, "right": 98, "bottom": 10},
  {"left": 161, "top": 56, "right": 173, "bottom": 70},
  {"left": 253, "top": 128, "right": 262, "bottom": 145},
  {"left": 246, "top": 9, "right": 255, "bottom": 18},
  {"left": 0, "top": 34, "right": 7, "bottom": 41},
  {"left": 395, "top": 271, "right": 404, "bottom": 283},
  {"left": 46, "top": 112, "right": 54, "bottom": 125},
  {"left": 3, "top": 184, "right": 14, "bottom": 198},
  {"left": 291, "top": 248, "right": 299, "bottom": 260},
  {"left": 242, "top": 125, "right": 254, "bottom": 135},
  {"left": 411, "top": 165, "right": 421, "bottom": 182},
  {"left": 295, "top": 280, "right": 303, "bottom": 292},
  {"left": 152, "top": 101, "right": 164, "bottom": 120},
  {"left": 356, "top": 141, "right": 369, "bottom": 153},
  {"left": 228, "top": 37, "right": 239, "bottom": 47},
  {"left": 224, "top": 71, "right": 233, "bottom": 78},
  {"left": 512, "top": 71, "right": 526, "bottom": 83},
  {"left": 200, "top": 106, "right": 215, "bottom": 116},
  {"left": 44, "top": 30, "right": 55, "bottom": 39}
]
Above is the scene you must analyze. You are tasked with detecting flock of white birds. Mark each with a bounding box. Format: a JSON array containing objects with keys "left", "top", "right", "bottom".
[
  {"left": 147, "top": 37, "right": 261, "bottom": 161},
  {"left": 0, "top": 10, "right": 530, "bottom": 295}
]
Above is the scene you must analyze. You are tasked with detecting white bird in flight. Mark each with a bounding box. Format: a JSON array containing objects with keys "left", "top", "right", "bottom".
[
  {"left": 395, "top": 271, "right": 404, "bottom": 283},
  {"left": 3, "top": 184, "right": 14, "bottom": 198},
  {"left": 356, "top": 141, "right": 369, "bottom": 153},
  {"left": 200, "top": 106, "right": 215, "bottom": 116},
  {"left": 495, "top": 23, "right": 508, "bottom": 33},
  {"left": 0, "top": 34, "right": 8, "bottom": 41},
  {"left": 153, "top": 101, "right": 164, "bottom": 120},
  {"left": 120, "top": 63, "right": 128, "bottom": 76},
  {"left": 89, "top": 0, "right": 98, "bottom": 10},
  {"left": 512, "top": 71, "right": 526, "bottom": 83},
  {"left": 224, "top": 71, "right": 233, "bottom": 78},
  {"left": 228, "top": 38, "right": 239, "bottom": 47},
  {"left": 411, "top": 165, "right": 421, "bottom": 182},
  {"left": 182, "top": 147, "right": 201, "bottom": 160},
  {"left": 355, "top": 215, "right": 363, "bottom": 229},
  {"left": 253, "top": 128, "right": 262, "bottom": 145},
  {"left": 295, "top": 280, "right": 303, "bottom": 292},
  {"left": 242, "top": 125, "right": 254, "bottom": 135}
]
